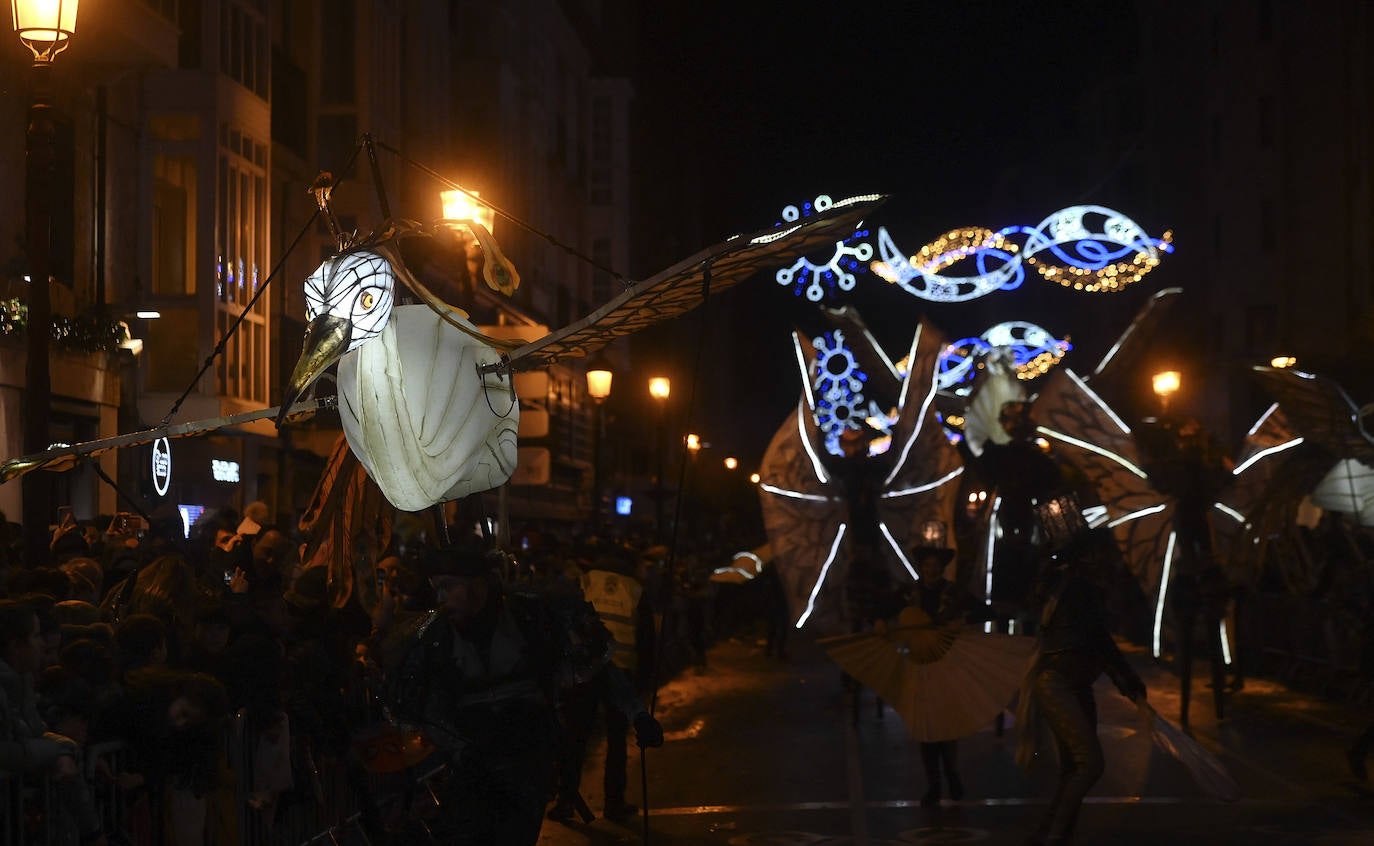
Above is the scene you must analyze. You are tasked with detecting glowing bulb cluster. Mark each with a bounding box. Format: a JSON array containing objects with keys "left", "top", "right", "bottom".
[{"left": 1027, "top": 230, "right": 1172, "bottom": 292}]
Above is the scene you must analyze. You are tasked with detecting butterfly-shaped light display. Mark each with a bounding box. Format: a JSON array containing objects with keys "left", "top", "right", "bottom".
[{"left": 758, "top": 309, "right": 963, "bottom": 634}]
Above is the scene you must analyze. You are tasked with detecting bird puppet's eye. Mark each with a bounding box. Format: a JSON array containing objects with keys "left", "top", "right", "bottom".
[{"left": 360, "top": 291, "right": 376, "bottom": 310}]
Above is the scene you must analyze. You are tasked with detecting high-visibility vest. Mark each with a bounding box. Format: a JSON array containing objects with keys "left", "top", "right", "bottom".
[{"left": 580, "top": 569, "right": 643, "bottom": 670}]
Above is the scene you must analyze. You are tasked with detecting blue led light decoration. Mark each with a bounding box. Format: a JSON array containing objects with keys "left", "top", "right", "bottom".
[
  {"left": 775, "top": 195, "right": 874, "bottom": 302},
  {"left": 936, "top": 321, "right": 1072, "bottom": 394},
  {"left": 811, "top": 330, "right": 876, "bottom": 455},
  {"left": 872, "top": 206, "right": 1173, "bottom": 303}
]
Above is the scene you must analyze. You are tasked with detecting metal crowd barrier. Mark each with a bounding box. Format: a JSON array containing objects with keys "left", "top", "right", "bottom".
[{"left": 5, "top": 711, "right": 451, "bottom": 846}]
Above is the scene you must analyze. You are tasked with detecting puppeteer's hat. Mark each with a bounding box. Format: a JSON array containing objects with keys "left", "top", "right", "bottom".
[{"left": 420, "top": 542, "right": 498, "bottom": 578}]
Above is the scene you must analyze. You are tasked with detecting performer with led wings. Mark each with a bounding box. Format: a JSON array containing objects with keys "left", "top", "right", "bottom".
[{"left": 756, "top": 307, "right": 964, "bottom": 636}]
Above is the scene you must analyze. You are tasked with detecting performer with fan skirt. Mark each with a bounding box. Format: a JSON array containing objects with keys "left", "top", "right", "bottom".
[
  {"left": 821, "top": 535, "right": 1035, "bottom": 805},
  {"left": 908, "top": 541, "right": 969, "bottom": 806}
]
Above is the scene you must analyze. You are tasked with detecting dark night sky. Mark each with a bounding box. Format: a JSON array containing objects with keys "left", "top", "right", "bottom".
[{"left": 623, "top": 1, "right": 1159, "bottom": 467}]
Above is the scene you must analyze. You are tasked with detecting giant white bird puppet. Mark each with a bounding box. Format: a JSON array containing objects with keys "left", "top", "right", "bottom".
[
  {"left": 275, "top": 197, "right": 887, "bottom": 513},
  {"left": 0, "top": 197, "right": 887, "bottom": 518},
  {"left": 277, "top": 236, "right": 523, "bottom": 512}
]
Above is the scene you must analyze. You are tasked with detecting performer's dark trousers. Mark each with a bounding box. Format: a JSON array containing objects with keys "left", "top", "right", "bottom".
[
  {"left": 435, "top": 702, "right": 554, "bottom": 846},
  {"left": 556, "top": 675, "right": 633, "bottom": 807},
  {"left": 1175, "top": 605, "right": 1226, "bottom": 724},
  {"left": 919, "top": 741, "right": 958, "bottom": 790},
  {"left": 1032, "top": 652, "right": 1104, "bottom": 842}
]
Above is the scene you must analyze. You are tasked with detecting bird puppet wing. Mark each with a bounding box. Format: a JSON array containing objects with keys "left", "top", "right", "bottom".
[{"left": 506, "top": 195, "right": 886, "bottom": 371}]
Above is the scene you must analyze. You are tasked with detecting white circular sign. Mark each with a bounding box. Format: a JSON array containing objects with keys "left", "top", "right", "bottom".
[{"left": 151, "top": 437, "right": 172, "bottom": 497}]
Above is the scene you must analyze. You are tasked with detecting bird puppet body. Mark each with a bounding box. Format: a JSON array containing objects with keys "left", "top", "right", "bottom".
[
  {"left": 336, "top": 303, "right": 518, "bottom": 512},
  {"left": 282, "top": 246, "right": 522, "bottom": 513}
]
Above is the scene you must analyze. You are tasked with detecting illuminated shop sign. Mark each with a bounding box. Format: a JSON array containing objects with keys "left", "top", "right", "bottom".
[
  {"left": 212, "top": 459, "right": 241, "bottom": 483},
  {"left": 151, "top": 438, "right": 171, "bottom": 497}
]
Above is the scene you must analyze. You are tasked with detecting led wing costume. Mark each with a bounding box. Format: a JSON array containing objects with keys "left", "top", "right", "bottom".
[
  {"left": 1249, "top": 365, "right": 1374, "bottom": 526},
  {"left": 1036, "top": 372, "right": 1329, "bottom": 662},
  {"left": 758, "top": 311, "right": 962, "bottom": 634}
]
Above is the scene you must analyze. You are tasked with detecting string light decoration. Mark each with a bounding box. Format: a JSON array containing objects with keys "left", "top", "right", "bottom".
[
  {"left": 774, "top": 194, "right": 873, "bottom": 302},
  {"left": 810, "top": 329, "right": 878, "bottom": 456},
  {"left": 0, "top": 298, "right": 125, "bottom": 353},
  {"left": 935, "top": 320, "right": 1072, "bottom": 393},
  {"left": 872, "top": 205, "right": 1173, "bottom": 303}
]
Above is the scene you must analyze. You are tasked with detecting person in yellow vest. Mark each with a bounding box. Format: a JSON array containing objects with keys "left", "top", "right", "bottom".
[{"left": 547, "top": 551, "right": 657, "bottom": 823}]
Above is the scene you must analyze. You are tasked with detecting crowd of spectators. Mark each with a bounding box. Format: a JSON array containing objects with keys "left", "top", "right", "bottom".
[{"left": 0, "top": 504, "right": 754, "bottom": 845}]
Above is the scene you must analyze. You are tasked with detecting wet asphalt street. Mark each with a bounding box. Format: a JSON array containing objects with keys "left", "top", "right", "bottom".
[{"left": 537, "top": 630, "right": 1374, "bottom": 846}]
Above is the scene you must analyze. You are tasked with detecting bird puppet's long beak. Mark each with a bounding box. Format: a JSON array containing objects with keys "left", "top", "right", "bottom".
[{"left": 277, "top": 314, "right": 351, "bottom": 427}]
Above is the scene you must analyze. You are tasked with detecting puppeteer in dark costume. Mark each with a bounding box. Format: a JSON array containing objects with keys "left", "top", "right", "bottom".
[
  {"left": 960, "top": 401, "right": 1066, "bottom": 622},
  {"left": 373, "top": 545, "right": 662, "bottom": 845},
  {"left": 1017, "top": 497, "right": 1148, "bottom": 846}
]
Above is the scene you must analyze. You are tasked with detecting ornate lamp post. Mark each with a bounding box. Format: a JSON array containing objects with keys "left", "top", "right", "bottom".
[
  {"left": 648, "top": 376, "right": 670, "bottom": 540},
  {"left": 14, "top": 0, "right": 80, "bottom": 567},
  {"left": 585, "top": 353, "right": 613, "bottom": 530}
]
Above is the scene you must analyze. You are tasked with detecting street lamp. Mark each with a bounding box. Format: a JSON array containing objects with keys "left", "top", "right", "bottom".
[
  {"left": 1152, "top": 370, "right": 1181, "bottom": 416},
  {"left": 749, "top": 472, "right": 761, "bottom": 485},
  {"left": 440, "top": 188, "right": 495, "bottom": 233},
  {"left": 724, "top": 456, "right": 738, "bottom": 471},
  {"left": 1270, "top": 355, "right": 1297, "bottom": 369},
  {"left": 585, "top": 353, "right": 613, "bottom": 530},
  {"left": 649, "top": 376, "right": 670, "bottom": 540},
  {"left": 14, "top": 0, "right": 80, "bottom": 568}
]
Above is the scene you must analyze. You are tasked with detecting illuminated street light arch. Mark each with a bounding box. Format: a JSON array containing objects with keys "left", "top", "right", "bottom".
[
  {"left": 773, "top": 195, "right": 874, "bottom": 302},
  {"left": 872, "top": 205, "right": 1173, "bottom": 302},
  {"left": 935, "top": 320, "right": 1073, "bottom": 393}
]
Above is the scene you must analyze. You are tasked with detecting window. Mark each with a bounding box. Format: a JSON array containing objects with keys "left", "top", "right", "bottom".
[
  {"left": 215, "top": 126, "right": 270, "bottom": 404},
  {"left": 272, "top": 48, "right": 308, "bottom": 158},
  {"left": 317, "top": 114, "right": 358, "bottom": 172},
  {"left": 152, "top": 155, "right": 197, "bottom": 295},
  {"left": 220, "top": 1, "right": 269, "bottom": 99},
  {"left": 320, "top": 1, "right": 357, "bottom": 106}
]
